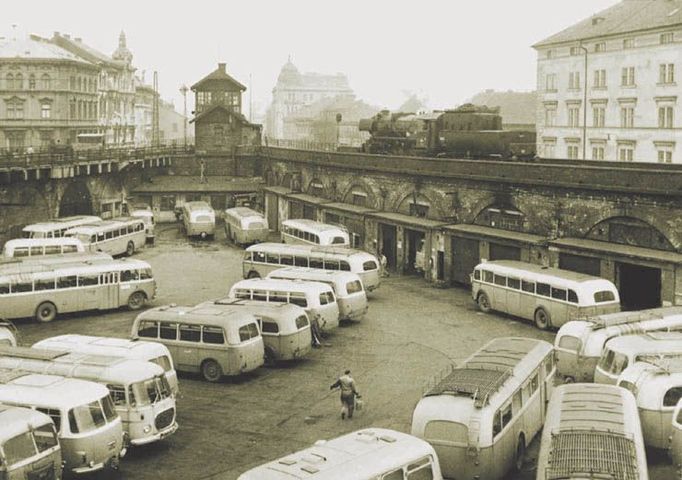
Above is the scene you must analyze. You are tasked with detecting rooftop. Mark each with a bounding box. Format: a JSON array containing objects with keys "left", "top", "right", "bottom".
[
  {"left": 0, "top": 35, "right": 94, "bottom": 64},
  {"left": 191, "top": 63, "right": 246, "bottom": 91},
  {"left": 132, "top": 176, "right": 264, "bottom": 194}
]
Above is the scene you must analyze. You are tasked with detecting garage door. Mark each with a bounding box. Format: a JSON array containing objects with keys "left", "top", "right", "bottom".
[
  {"left": 452, "top": 237, "right": 479, "bottom": 285},
  {"left": 558, "top": 253, "right": 600, "bottom": 276},
  {"left": 489, "top": 243, "right": 521, "bottom": 261}
]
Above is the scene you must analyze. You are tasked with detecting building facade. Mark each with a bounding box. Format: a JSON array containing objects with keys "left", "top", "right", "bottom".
[
  {"left": 0, "top": 35, "right": 100, "bottom": 151},
  {"left": 265, "top": 58, "right": 353, "bottom": 139},
  {"left": 534, "top": 0, "right": 682, "bottom": 163},
  {"left": 190, "top": 63, "right": 261, "bottom": 154}
]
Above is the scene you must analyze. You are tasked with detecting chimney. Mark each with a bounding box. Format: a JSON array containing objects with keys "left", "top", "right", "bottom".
[{"left": 218, "top": 63, "right": 226, "bottom": 72}]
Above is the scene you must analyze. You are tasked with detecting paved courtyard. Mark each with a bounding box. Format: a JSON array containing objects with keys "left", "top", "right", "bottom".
[{"left": 10, "top": 223, "right": 674, "bottom": 479}]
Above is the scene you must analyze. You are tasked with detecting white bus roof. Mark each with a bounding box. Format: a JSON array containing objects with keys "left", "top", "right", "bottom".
[
  {"left": 238, "top": 428, "right": 437, "bottom": 480},
  {"left": 0, "top": 258, "right": 152, "bottom": 282},
  {"left": 183, "top": 201, "right": 213, "bottom": 211},
  {"left": 0, "top": 369, "right": 110, "bottom": 409},
  {"left": 34, "top": 334, "right": 168, "bottom": 356},
  {"left": 64, "top": 217, "right": 143, "bottom": 235},
  {"left": 3, "top": 237, "right": 84, "bottom": 249},
  {"left": 268, "top": 268, "right": 362, "bottom": 286},
  {"left": 605, "top": 331, "right": 682, "bottom": 352},
  {"left": 0, "top": 405, "right": 54, "bottom": 442},
  {"left": 246, "top": 243, "right": 373, "bottom": 258},
  {"left": 475, "top": 260, "right": 608, "bottom": 284},
  {"left": 136, "top": 304, "right": 258, "bottom": 328},
  {"left": 0, "top": 345, "right": 164, "bottom": 384},
  {"left": 231, "top": 278, "right": 335, "bottom": 294},
  {"left": 225, "top": 207, "right": 263, "bottom": 218},
  {"left": 620, "top": 360, "right": 682, "bottom": 409},
  {"left": 283, "top": 219, "right": 347, "bottom": 233},
  {"left": 22, "top": 216, "right": 103, "bottom": 233},
  {"left": 204, "top": 299, "right": 309, "bottom": 335}
]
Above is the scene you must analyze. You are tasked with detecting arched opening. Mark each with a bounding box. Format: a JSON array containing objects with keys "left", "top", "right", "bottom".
[
  {"left": 59, "top": 180, "right": 93, "bottom": 216},
  {"left": 343, "top": 183, "right": 373, "bottom": 208},
  {"left": 473, "top": 203, "right": 525, "bottom": 232},
  {"left": 586, "top": 216, "right": 674, "bottom": 251}
]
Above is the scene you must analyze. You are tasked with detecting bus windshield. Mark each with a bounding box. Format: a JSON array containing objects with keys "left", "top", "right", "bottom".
[
  {"left": 594, "top": 290, "right": 616, "bottom": 303},
  {"left": 130, "top": 376, "right": 172, "bottom": 406},
  {"left": 598, "top": 349, "right": 629, "bottom": 375},
  {"left": 68, "top": 399, "right": 110, "bottom": 434},
  {"left": 151, "top": 355, "right": 172, "bottom": 372}
]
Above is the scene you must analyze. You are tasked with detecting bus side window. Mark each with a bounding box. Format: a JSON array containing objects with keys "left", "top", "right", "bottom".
[
  {"left": 473, "top": 269, "right": 480, "bottom": 280},
  {"left": 492, "top": 410, "right": 503, "bottom": 437},
  {"left": 13, "top": 281, "right": 33, "bottom": 293},
  {"left": 45, "top": 245, "right": 60, "bottom": 255},
  {"left": 0, "top": 283, "right": 9, "bottom": 294},
  {"left": 90, "top": 235, "right": 97, "bottom": 243},
  {"left": 319, "top": 293, "right": 329, "bottom": 305},
  {"left": 266, "top": 253, "right": 279, "bottom": 264},
  {"left": 545, "top": 355, "right": 555, "bottom": 375},
  {"left": 159, "top": 322, "right": 178, "bottom": 340},
  {"left": 120, "top": 228, "right": 127, "bottom": 236},
  {"left": 294, "top": 256, "right": 308, "bottom": 267},
  {"left": 500, "top": 403, "right": 512, "bottom": 430},
  {"left": 290, "top": 292, "right": 308, "bottom": 307},
  {"left": 261, "top": 320, "right": 279, "bottom": 334},
  {"left": 568, "top": 289, "right": 578, "bottom": 303},
  {"left": 105, "top": 230, "right": 114, "bottom": 240},
  {"left": 664, "top": 387, "right": 682, "bottom": 407},
  {"left": 324, "top": 259, "right": 340, "bottom": 270},
  {"left": 521, "top": 280, "right": 535, "bottom": 293},
  {"left": 340, "top": 261, "right": 351, "bottom": 271},
  {"left": 280, "top": 255, "right": 294, "bottom": 266},
  {"left": 107, "top": 384, "right": 127, "bottom": 406},
  {"left": 14, "top": 247, "right": 29, "bottom": 257},
  {"left": 310, "top": 258, "right": 324, "bottom": 269},
  {"left": 507, "top": 277, "right": 520, "bottom": 289},
  {"left": 551, "top": 287, "right": 567, "bottom": 301},
  {"left": 35, "top": 278, "right": 56, "bottom": 291},
  {"left": 270, "top": 291, "right": 288, "bottom": 303},
  {"left": 234, "top": 289, "right": 251, "bottom": 300},
  {"left": 97, "top": 232, "right": 105, "bottom": 242},
  {"left": 312, "top": 234, "right": 320, "bottom": 244},
  {"left": 493, "top": 274, "right": 507, "bottom": 286},
  {"left": 203, "top": 326, "right": 225, "bottom": 344},
  {"left": 179, "top": 324, "right": 201, "bottom": 342},
  {"left": 406, "top": 457, "right": 435, "bottom": 480},
  {"left": 78, "top": 275, "right": 99, "bottom": 287},
  {"left": 253, "top": 289, "right": 268, "bottom": 301},
  {"left": 530, "top": 372, "right": 539, "bottom": 393},
  {"left": 254, "top": 252, "right": 266, "bottom": 263},
  {"left": 536, "top": 282, "right": 550, "bottom": 297},
  {"left": 30, "top": 246, "right": 43, "bottom": 256},
  {"left": 138, "top": 320, "right": 159, "bottom": 338},
  {"left": 36, "top": 408, "right": 61, "bottom": 432},
  {"left": 382, "top": 469, "right": 403, "bottom": 480},
  {"left": 482, "top": 270, "right": 493, "bottom": 283}
]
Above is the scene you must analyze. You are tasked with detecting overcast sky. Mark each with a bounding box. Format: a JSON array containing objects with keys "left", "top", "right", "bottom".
[{"left": 6, "top": 0, "right": 619, "bottom": 117}]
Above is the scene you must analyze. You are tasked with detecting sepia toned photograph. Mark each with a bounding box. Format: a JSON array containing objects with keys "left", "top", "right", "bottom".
[{"left": 1, "top": 0, "right": 681, "bottom": 478}]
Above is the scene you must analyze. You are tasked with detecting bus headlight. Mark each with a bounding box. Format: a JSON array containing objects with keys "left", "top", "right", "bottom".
[
  {"left": 88, "top": 460, "right": 96, "bottom": 468},
  {"left": 144, "top": 425, "right": 152, "bottom": 434}
]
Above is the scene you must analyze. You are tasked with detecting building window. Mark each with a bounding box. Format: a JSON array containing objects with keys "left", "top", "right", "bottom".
[
  {"left": 41, "top": 74, "right": 51, "bottom": 90},
  {"left": 69, "top": 76, "right": 75, "bottom": 90},
  {"left": 592, "top": 145, "right": 605, "bottom": 160},
  {"left": 568, "top": 105, "right": 580, "bottom": 127},
  {"left": 41, "top": 102, "right": 51, "bottom": 119},
  {"left": 623, "top": 38, "right": 635, "bottom": 49},
  {"left": 28, "top": 74, "right": 35, "bottom": 90},
  {"left": 14, "top": 73, "right": 23, "bottom": 90},
  {"left": 545, "top": 74, "right": 556, "bottom": 92},
  {"left": 618, "top": 143, "right": 635, "bottom": 162},
  {"left": 594, "top": 42, "right": 606, "bottom": 52},
  {"left": 69, "top": 100, "right": 76, "bottom": 120},
  {"left": 352, "top": 192, "right": 367, "bottom": 207},
  {"left": 621, "top": 67, "right": 635, "bottom": 86},
  {"left": 5, "top": 73, "right": 13, "bottom": 89},
  {"left": 567, "top": 144, "right": 580, "bottom": 159},
  {"left": 658, "top": 150, "right": 673, "bottom": 163},
  {"left": 568, "top": 72, "right": 581, "bottom": 90},
  {"left": 592, "top": 105, "right": 605, "bottom": 127},
  {"left": 594, "top": 69, "right": 606, "bottom": 88},
  {"left": 546, "top": 49, "right": 553, "bottom": 59},
  {"left": 660, "top": 64, "right": 675, "bottom": 84},
  {"left": 542, "top": 141, "right": 556, "bottom": 158},
  {"left": 661, "top": 32, "right": 674, "bottom": 44},
  {"left": 570, "top": 46, "right": 581, "bottom": 56},
  {"left": 409, "top": 203, "right": 429, "bottom": 218},
  {"left": 658, "top": 106, "right": 674, "bottom": 128},
  {"left": 5, "top": 99, "right": 25, "bottom": 119},
  {"left": 620, "top": 106, "right": 634, "bottom": 128},
  {"left": 544, "top": 107, "right": 556, "bottom": 127}
]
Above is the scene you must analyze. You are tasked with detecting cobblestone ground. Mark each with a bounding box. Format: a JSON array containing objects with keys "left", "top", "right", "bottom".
[{"left": 11, "top": 223, "right": 675, "bottom": 480}]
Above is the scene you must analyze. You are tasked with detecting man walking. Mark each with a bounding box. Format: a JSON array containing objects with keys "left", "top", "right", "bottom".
[{"left": 330, "top": 369, "right": 360, "bottom": 419}]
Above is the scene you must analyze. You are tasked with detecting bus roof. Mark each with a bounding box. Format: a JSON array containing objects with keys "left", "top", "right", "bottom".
[
  {"left": 136, "top": 304, "right": 258, "bottom": 328},
  {"left": 268, "top": 267, "right": 361, "bottom": 283},
  {"left": 282, "top": 219, "right": 347, "bottom": 233},
  {"left": 225, "top": 207, "right": 263, "bottom": 218},
  {"left": 22, "top": 216, "right": 102, "bottom": 232},
  {"left": 475, "top": 260, "right": 607, "bottom": 283},
  {"left": 545, "top": 384, "right": 640, "bottom": 480},
  {"left": 183, "top": 201, "right": 213, "bottom": 211},
  {"left": 0, "top": 369, "right": 110, "bottom": 408},
  {"left": 246, "top": 243, "right": 372, "bottom": 258},
  {"left": 0, "top": 405, "right": 54, "bottom": 442},
  {"left": 208, "top": 298, "right": 307, "bottom": 317},
  {"left": 64, "top": 217, "right": 143, "bottom": 234},
  {"left": 0, "top": 257, "right": 152, "bottom": 282},
  {"left": 232, "top": 278, "right": 335, "bottom": 294},
  {"left": 238, "top": 429, "right": 436, "bottom": 480},
  {"left": 3, "top": 237, "right": 84, "bottom": 248},
  {"left": 34, "top": 334, "right": 166, "bottom": 354},
  {"left": 605, "top": 331, "right": 682, "bottom": 352},
  {"left": 582, "top": 306, "right": 682, "bottom": 330}
]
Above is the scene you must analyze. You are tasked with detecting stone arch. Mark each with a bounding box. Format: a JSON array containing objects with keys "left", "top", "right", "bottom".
[
  {"left": 341, "top": 181, "right": 377, "bottom": 209},
  {"left": 58, "top": 179, "right": 94, "bottom": 216},
  {"left": 585, "top": 215, "right": 675, "bottom": 251},
  {"left": 472, "top": 200, "right": 526, "bottom": 231},
  {"left": 306, "top": 177, "right": 326, "bottom": 196},
  {"left": 394, "top": 190, "right": 444, "bottom": 218}
]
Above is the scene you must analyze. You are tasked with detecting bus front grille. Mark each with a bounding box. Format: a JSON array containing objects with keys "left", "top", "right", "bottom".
[{"left": 155, "top": 407, "right": 175, "bottom": 431}]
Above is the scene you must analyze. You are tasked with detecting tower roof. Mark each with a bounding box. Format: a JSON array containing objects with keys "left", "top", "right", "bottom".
[{"left": 191, "top": 63, "right": 247, "bottom": 91}]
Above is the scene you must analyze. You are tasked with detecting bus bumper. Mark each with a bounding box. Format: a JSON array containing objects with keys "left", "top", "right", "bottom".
[{"left": 130, "top": 421, "right": 179, "bottom": 446}]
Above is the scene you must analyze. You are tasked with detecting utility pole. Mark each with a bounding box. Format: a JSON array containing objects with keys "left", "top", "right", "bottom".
[
  {"left": 249, "top": 74, "right": 253, "bottom": 122},
  {"left": 152, "top": 71, "right": 160, "bottom": 147},
  {"left": 580, "top": 45, "right": 588, "bottom": 160},
  {"left": 180, "top": 85, "right": 188, "bottom": 147}
]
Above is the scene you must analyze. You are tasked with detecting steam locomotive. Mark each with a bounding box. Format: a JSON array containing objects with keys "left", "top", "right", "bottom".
[{"left": 358, "top": 104, "right": 536, "bottom": 160}]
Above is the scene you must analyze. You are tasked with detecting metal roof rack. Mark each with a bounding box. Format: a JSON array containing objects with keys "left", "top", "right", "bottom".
[{"left": 424, "top": 366, "right": 512, "bottom": 408}]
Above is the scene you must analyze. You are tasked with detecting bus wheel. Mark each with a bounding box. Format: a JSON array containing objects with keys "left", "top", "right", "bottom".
[
  {"left": 126, "top": 241, "right": 135, "bottom": 256},
  {"left": 127, "top": 292, "right": 147, "bottom": 310},
  {"left": 35, "top": 302, "right": 57, "bottom": 323},
  {"left": 477, "top": 292, "right": 491, "bottom": 313},
  {"left": 534, "top": 307, "right": 551, "bottom": 330},
  {"left": 563, "top": 375, "right": 576, "bottom": 384},
  {"left": 514, "top": 434, "right": 526, "bottom": 472},
  {"left": 247, "top": 271, "right": 261, "bottom": 279},
  {"left": 201, "top": 359, "right": 223, "bottom": 382}
]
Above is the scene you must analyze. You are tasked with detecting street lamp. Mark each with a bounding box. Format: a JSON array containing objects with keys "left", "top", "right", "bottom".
[
  {"left": 580, "top": 45, "right": 588, "bottom": 160},
  {"left": 179, "top": 85, "right": 189, "bottom": 148}
]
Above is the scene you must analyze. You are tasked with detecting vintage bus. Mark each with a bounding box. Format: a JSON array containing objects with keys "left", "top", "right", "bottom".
[
  {"left": 411, "top": 337, "right": 555, "bottom": 480},
  {"left": 129, "top": 206, "right": 155, "bottom": 244},
  {"left": 595, "top": 332, "right": 682, "bottom": 385},
  {"left": 21, "top": 216, "right": 102, "bottom": 239},
  {"left": 0, "top": 405, "right": 62, "bottom": 480},
  {"left": 0, "top": 369, "right": 125, "bottom": 475},
  {"left": 199, "top": 298, "right": 311, "bottom": 364},
  {"left": 243, "top": 243, "right": 381, "bottom": 292},
  {"left": 182, "top": 201, "right": 215, "bottom": 239},
  {"left": 281, "top": 219, "right": 350, "bottom": 247},
  {"left": 238, "top": 428, "right": 443, "bottom": 480},
  {"left": 618, "top": 358, "right": 682, "bottom": 450},
  {"left": 536, "top": 383, "right": 648, "bottom": 480},
  {"left": 2, "top": 237, "right": 85, "bottom": 259},
  {"left": 471, "top": 260, "right": 620, "bottom": 330},
  {"left": 267, "top": 267, "right": 368, "bottom": 321},
  {"left": 0, "top": 257, "right": 156, "bottom": 322},
  {"left": 33, "top": 334, "right": 178, "bottom": 395},
  {"left": 0, "top": 320, "right": 17, "bottom": 346},
  {"left": 554, "top": 307, "right": 682, "bottom": 383},
  {"left": 0, "top": 345, "right": 177, "bottom": 446},
  {"left": 671, "top": 399, "right": 682, "bottom": 475},
  {"left": 64, "top": 217, "right": 146, "bottom": 257},
  {"left": 224, "top": 207, "right": 269, "bottom": 245},
  {"left": 229, "top": 278, "right": 340, "bottom": 333},
  {"left": 132, "top": 303, "right": 264, "bottom": 382}
]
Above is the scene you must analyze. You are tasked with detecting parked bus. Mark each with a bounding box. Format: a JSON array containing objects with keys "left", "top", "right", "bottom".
[
  {"left": 281, "top": 219, "right": 350, "bottom": 247},
  {"left": 129, "top": 206, "right": 155, "bottom": 244},
  {"left": 199, "top": 298, "right": 311, "bottom": 364},
  {"left": 595, "top": 332, "right": 682, "bottom": 385},
  {"left": 238, "top": 428, "right": 443, "bottom": 480},
  {"left": 0, "top": 320, "right": 17, "bottom": 346},
  {"left": 21, "top": 215, "right": 102, "bottom": 239},
  {"left": 2, "top": 237, "right": 85, "bottom": 259},
  {"left": 0, "top": 257, "right": 156, "bottom": 322},
  {"left": 65, "top": 217, "right": 146, "bottom": 257},
  {"left": 536, "top": 383, "right": 648, "bottom": 480},
  {"left": 224, "top": 207, "right": 269, "bottom": 246},
  {"left": 471, "top": 260, "right": 620, "bottom": 330},
  {"left": 411, "top": 337, "right": 555, "bottom": 480},
  {"left": 267, "top": 267, "right": 368, "bottom": 321},
  {"left": 33, "top": 334, "right": 178, "bottom": 395},
  {"left": 0, "top": 405, "right": 62, "bottom": 480},
  {"left": 229, "top": 278, "right": 340, "bottom": 333},
  {"left": 182, "top": 201, "right": 215, "bottom": 239},
  {"left": 555, "top": 307, "right": 682, "bottom": 383},
  {"left": 132, "top": 303, "right": 264, "bottom": 382},
  {"left": 618, "top": 358, "right": 682, "bottom": 450},
  {"left": 0, "top": 369, "right": 125, "bottom": 475},
  {"left": 243, "top": 243, "right": 381, "bottom": 292},
  {"left": 0, "top": 345, "right": 177, "bottom": 446},
  {"left": 671, "top": 399, "right": 682, "bottom": 475}
]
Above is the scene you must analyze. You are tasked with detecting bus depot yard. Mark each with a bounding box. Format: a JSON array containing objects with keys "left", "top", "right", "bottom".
[{"left": 2, "top": 223, "right": 677, "bottom": 480}]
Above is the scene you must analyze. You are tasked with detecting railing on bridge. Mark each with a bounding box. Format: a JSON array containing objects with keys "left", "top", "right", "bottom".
[{"left": 263, "top": 137, "right": 338, "bottom": 152}]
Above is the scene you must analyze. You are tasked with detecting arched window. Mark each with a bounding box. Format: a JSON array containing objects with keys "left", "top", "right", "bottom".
[
  {"left": 6, "top": 73, "right": 14, "bottom": 89},
  {"left": 41, "top": 74, "right": 51, "bottom": 90},
  {"left": 14, "top": 73, "right": 23, "bottom": 89},
  {"left": 28, "top": 74, "right": 36, "bottom": 90}
]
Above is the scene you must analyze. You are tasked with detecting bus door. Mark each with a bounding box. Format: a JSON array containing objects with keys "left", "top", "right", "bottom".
[
  {"left": 99, "top": 272, "right": 120, "bottom": 309},
  {"left": 175, "top": 324, "right": 201, "bottom": 371}
]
